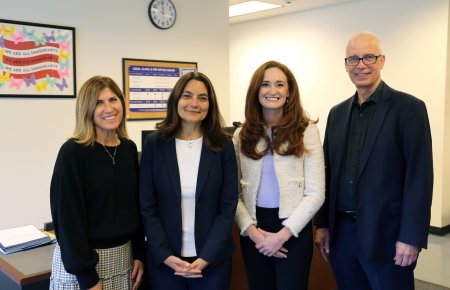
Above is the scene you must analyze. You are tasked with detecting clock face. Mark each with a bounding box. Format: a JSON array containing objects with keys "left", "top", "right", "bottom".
[{"left": 148, "top": 0, "right": 176, "bottom": 29}]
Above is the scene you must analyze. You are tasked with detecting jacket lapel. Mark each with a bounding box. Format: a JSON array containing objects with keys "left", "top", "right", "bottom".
[
  {"left": 162, "top": 139, "right": 182, "bottom": 199},
  {"left": 195, "top": 144, "right": 212, "bottom": 201},
  {"left": 334, "top": 98, "right": 353, "bottom": 176}
]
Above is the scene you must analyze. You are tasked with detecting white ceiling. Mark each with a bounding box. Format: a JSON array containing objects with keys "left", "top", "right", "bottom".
[{"left": 229, "top": 0, "right": 359, "bottom": 24}]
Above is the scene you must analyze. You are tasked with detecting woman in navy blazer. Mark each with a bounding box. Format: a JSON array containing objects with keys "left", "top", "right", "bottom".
[{"left": 139, "top": 72, "right": 238, "bottom": 290}]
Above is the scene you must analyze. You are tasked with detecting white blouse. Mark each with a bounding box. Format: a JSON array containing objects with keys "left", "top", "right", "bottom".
[{"left": 175, "top": 137, "right": 203, "bottom": 257}]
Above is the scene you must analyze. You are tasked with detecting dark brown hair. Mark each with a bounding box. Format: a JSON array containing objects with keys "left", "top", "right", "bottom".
[
  {"left": 156, "top": 72, "right": 229, "bottom": 152},
  {"left": 239, "top": 60, "right": 316, "bottom": 159}
]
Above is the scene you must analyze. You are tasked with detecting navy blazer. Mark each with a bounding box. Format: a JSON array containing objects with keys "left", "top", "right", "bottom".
[
  {"left": 315, "top": 82, "right": 433, "bottom": 262},
  {"left": 139, "top": 132, "right": 238, "bottom": 266}
]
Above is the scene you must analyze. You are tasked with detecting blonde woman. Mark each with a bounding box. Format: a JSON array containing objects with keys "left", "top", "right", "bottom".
[{"left": 50, "top": 76, "right": 144, "bottom": 290}]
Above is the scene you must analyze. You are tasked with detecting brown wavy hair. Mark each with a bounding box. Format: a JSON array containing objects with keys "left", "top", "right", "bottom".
[
  {"left": 72, "top": 76, "right": 128, "bottom": 146},
  {"left": 239, "top": 60, "right": 316, "bottom": 159},
  {"left": 156, "top": 72, "right": 229, "bottom": 152}
]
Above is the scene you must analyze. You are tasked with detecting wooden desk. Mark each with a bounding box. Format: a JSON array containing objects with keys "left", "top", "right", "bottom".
[{"left": 0, "top": 243, "right": 54, "bottom": 290}]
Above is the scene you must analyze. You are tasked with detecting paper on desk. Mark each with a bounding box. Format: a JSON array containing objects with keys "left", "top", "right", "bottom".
[
  {"left": 0, "top": 225, "right": 54, "bottom": 254},
  {"left": 0, "top": 225, "right": 49, "bottom": 249}
]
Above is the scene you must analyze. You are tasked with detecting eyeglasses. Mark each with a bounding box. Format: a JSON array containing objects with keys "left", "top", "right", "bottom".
[{"left": 345, "top": 54, "right": 383, "bottom": 66}]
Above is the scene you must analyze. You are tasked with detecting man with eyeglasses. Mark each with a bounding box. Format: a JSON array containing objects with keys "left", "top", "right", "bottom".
[{"left": 314, "top": 31, "right": 433, "bottom": 290}]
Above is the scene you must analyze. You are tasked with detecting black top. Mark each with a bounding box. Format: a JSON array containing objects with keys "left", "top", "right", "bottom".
[
  {"left": 50, "top": 138, "right": 145, "bottom": 289},
  {"left": 338, "top": 82, "right": 383, "bottom": 212}
]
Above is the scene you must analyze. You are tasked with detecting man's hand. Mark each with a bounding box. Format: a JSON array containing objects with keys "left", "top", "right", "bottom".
[
  {"left": 394, "top": 241, "right": 418, "bottom": 266},
  {"left": 314, "top": 228, "right": 330, "bottom": 262}
]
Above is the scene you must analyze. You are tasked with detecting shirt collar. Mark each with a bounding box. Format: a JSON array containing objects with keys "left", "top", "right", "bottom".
[{"left": 352, "top": 81, "right": 384, "bottom": 106}]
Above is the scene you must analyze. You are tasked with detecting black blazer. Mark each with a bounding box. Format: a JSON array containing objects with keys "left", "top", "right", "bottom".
[
  {"left": 315, "top": 82, "right": 433, "bottom": 262},
  {"left": 139, "top": 132, "right": 238, "bottom": 266}
]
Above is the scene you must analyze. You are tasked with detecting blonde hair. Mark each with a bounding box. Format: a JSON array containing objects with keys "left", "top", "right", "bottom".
[{"left": 72, "top": 76, "right": 128, "bottom": 146}]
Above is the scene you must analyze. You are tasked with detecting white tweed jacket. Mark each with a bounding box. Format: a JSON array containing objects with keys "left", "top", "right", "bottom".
[{"left": 233, "top": 123, "right": 325, "bottom": 237}]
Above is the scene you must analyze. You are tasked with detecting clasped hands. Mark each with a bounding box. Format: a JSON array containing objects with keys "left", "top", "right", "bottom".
[
  {"left": 164, "top": 256, "right": 209, "bottom": 278},
  {"left": 247, "top": 225, "right": 291, "bottom": 258}
]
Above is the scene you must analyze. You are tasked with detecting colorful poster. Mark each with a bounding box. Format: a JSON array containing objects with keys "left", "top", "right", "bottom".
[{"left": 0, "top": 19, "right": 76, "bottom": 98}]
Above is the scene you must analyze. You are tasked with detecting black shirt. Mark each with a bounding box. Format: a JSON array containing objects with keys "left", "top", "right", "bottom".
[{"left": 337, "top": 82, "right": 384, "bottom": 212}]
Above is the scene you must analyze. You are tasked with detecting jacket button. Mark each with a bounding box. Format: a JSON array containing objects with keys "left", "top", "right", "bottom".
[{"left": 299, "top": 183, "right": 302, "bottom": 187}]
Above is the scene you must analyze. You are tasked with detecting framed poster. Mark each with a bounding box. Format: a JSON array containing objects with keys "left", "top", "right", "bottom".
[
  {"left": 122, "top": 58, "right": 197, "bottom": 120},
  {"left": 0, "top": 19, "right": 76, "bottom": 98}
]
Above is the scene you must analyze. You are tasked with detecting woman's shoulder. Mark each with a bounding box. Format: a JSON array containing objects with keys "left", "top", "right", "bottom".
[
  {"left": 120, "top": 137, "right": 137, "bottom": 149},
  {"left": 58, "top": 138, "right": 85, "bottom": 155},
  {"left": 304, "top": 122, "right": 320, "bottom": 136}
]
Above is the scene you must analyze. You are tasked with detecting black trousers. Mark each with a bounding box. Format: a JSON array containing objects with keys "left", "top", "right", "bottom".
[
  {"left": 240, "top": 207, "right": 313, "bottom": 290},
  {"left": 329, "top": 216, "right": 416, "bottom": 290}
]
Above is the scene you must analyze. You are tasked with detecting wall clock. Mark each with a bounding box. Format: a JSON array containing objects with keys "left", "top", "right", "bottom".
[{"left": 148, "top": 0, "right": 177, "bottom": 29}]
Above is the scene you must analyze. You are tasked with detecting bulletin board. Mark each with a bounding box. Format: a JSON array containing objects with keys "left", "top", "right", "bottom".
[{"left": 122, "top": 58, "right": 197, "bottom": 120}]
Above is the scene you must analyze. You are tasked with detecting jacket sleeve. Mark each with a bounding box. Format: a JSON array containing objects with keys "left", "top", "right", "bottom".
[
  {"left": 139, "top": 135, "right": 174, "bottom": 265},
  {"left": 398, "top": 100, "right": 433, "bottom": 249},
  {"left": 232, "top": 128, "right": 257, "bottom": 235},
  {"left": 282, "top": 124, "right": 326, "bottom": 236},
  {"left": 197, "top": 140, "right": 239, "bottom": 265}
]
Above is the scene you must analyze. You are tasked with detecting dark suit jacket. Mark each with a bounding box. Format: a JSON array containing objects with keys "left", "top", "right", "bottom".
[
  {"left": 139, "top": 132, "right": 238, "bottom": 267},
  {"left": 315, "top": 82, "right": 433, "bottom": 262}
]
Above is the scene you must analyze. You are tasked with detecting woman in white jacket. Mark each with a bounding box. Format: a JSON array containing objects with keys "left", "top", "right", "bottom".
[{"left": 233, "top": 60, "right": 325, "bottom": 290}]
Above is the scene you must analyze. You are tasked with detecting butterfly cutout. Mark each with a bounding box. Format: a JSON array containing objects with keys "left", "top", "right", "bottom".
[
  {"left": 34, "top": 80, "right": 47, "bottom": 92},
  {"left": 0, "top": 71, "right": 11, "bottom": 83},
  {"left": 0, "top": 36, "right": 4, "bottom": 48},
  {"left": 59, "top": 50, "right": 71, "bottom": 61},
  {"left": 1, "top": 24, "right": 15, "bottom": 37},
  {"left": 9, "top": 76, "right": 23, "bottom": 90},
  {"left": 56, "top": 78, "right": 68, "bottom": 91},
  {"left": 45, "top": 74, "right": 58, "bottom": 87},
  {"left": 22, "top": 27, "right": 35, "bottom": 39},
  {"left": 57, "top": 67, "right": 69, "bottom": 79},
  {"left": 23, "top": 74, "right": 36, "bottom": 87},
  {"left": 10, "top": 31, "right": 24, "bottom": 44},
  {"left": 0, "top": 49, "right": 4, "bottom": 59},
  {"left": 59, "top": 59, "right": 70, "bottom": 70},
  {"left": 59, "top": 40, "right": 70, "bottom": 52},
  {"left": 0, "top": 61, "right": 4, "bottom": 70},
  {"left": 43, "top": 31, "right": 55, "bottom": 43},
  {"left": 0, "top": 81, "right": 5, "bottom": 89},
  {"left": 32, "top": 35, "right": 45, "bottom": 45},
  {"left": 56, "top": 32, "right": 69, "bottom": 43}
]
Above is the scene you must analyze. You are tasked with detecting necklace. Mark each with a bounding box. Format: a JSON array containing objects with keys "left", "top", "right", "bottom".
[
  {"left": 187, "top": 137, "right": 202, "bottom": 148},
  {"left": 102, "top": 144, "right": 117, "bottom": 164}
]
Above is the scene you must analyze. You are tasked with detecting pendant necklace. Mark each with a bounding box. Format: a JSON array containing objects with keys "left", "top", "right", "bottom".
[{"left": 102, "top": 144, "right": 118, "bottom": 164}]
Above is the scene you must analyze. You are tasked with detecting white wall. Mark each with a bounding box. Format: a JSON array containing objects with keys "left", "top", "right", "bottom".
[
  {"left": 230, "top": 0, "right": 450, "bottom": 227},
  {"left": 0, "top": 0, "right": 229, "bottom": 229}
]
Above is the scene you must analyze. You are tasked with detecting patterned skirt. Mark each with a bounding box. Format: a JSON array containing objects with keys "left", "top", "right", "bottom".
[{"left": 49, "top": 241, "right": 134, "bottom": 290}]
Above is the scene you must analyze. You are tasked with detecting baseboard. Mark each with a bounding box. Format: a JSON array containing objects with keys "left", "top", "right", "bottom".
[{"left": 429, "top": 224, "right": 450, "bottom": 236}]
